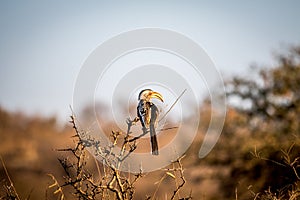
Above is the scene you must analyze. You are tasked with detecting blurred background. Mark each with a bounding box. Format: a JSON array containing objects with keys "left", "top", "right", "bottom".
[{"left": 1, "top": 1, "right": 300, "bottom": 199}]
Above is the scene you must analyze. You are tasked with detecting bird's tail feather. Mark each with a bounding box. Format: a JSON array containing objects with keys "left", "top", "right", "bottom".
[{"left": 150, "top": 124, "right": 159, "bottom": 155}]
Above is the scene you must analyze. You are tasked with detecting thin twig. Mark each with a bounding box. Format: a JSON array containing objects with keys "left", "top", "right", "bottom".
[
  {"left": 170, "top": 155, "right": 186, "bottom": 200},
  {"left": 159, "top": 89, "right": 187, "bottom": 123},
  {"left": 127, "top": 126, "right": 178, "bottom": 143},
  {"left": 152, "top": 173, "right": 167, "bottom": 200},
  {"left": 128, "top": 130, "right": 149, "bottom": 143},
  {"left": 158, "top": 126, "right": 178, "bottom": 132},
  {"left": 0, "top": 155, "right": 21, "bottom": 200},
  {"left": 94, "top": 157, "right": 102, "bottom": 182},
  {"left": 251, "top": 146, "right": 286, "bottom": 167},
  {"left": 48, "top": 174, "right": 65, "bottom": 200}
]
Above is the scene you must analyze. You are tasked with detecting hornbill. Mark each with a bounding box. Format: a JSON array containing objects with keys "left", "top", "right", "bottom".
[{"left": 137, "top": 89, "right": 164, "bottom": 155}]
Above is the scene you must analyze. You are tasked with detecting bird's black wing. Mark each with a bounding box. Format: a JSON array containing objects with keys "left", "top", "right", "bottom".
[{"left": 137, "top": 100, "right": 147, "bottom": 128}]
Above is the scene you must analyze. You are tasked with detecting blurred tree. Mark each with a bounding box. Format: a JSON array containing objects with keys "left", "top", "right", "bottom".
[
  {"left": 227, "top": 46, "right": 300, "bottom": 135},
  {"left": 222, "top": 46, "right": 300, "bottom": 199}
]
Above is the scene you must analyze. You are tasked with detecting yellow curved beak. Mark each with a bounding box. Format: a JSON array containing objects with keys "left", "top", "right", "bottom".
[{"left": 149, "top": 91, "right": 164, "bottom": 102}]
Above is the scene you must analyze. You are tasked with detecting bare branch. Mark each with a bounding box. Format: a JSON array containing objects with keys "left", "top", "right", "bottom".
[{"left": 159, "top": 89, "right": 187, "bottom": 123}]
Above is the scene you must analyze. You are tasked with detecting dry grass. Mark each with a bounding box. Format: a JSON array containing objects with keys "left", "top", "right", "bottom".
[{"left": 0, "top": 104, "right": 299, "bottom": 199}]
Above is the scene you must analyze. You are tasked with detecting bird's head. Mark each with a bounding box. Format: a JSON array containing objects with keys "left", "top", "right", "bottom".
[{"left": 138, "top": 89, "right": 164, "bottom": 102}]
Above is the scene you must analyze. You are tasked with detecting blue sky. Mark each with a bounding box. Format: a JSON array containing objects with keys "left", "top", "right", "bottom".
[{"left": 0, "top": 1, "right": 300, "bottom": 122}]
